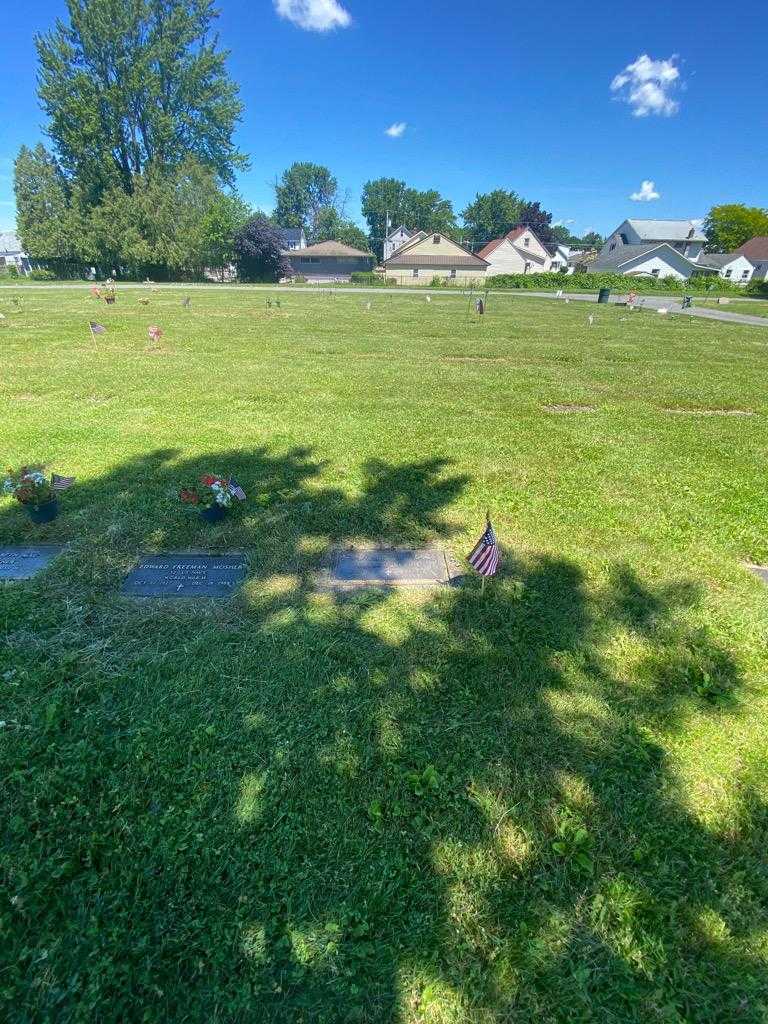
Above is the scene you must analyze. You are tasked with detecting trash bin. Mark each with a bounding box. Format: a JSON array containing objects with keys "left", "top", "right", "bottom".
[{"left": 597, "top": 287, "right": 611, "bottom": 304}]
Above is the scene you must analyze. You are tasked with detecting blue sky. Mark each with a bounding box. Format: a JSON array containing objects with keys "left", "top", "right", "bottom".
[{"left": 1, "top": 0, "right": 766, "bottom": 236}]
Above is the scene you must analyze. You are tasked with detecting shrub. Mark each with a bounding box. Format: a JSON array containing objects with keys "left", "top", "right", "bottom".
[
  {"left": 292, "top": 275, "right": 307, "bottom": 284},
  {"left": 350, "top": 272, "right": 386, "bottom": 286},
  {"left": 484, "top": 271, "right": 748, "bottom": 297},
  {"left": 28, "top": 268, "right": 57, "bottom": 281},
  {"left": 5, "top": 266, "right": 20, "bottom": 279}
]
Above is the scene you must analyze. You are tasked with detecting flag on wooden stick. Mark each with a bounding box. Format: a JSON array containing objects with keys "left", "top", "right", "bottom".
[
  {"left": 182, "top": 296, "right": 191, "bottom": 309},
  {"left": 468, "top": 517, "right": 500, "bottom": 578},
  {"left": 89, "top": 321, "right": 106, "bottom": 337}
]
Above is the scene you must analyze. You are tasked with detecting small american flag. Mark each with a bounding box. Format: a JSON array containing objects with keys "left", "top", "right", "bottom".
[
  {"left": 148, "top": 325, "right": 162, "bottom": 342},
  {"left": 89, "top": 321, "right": 106, "bottom": 334},
  {"left": 468, "top": 518, "right": 500, "bottom": 577},
  {"left": 51, "top": 474, "right": 76, "bottom": 491},
  {"left": 182, "top": 297, "right": 191, "bottom": 309},
  {"left": 228, "top": 477, "right": 246, "bottom": 501}
]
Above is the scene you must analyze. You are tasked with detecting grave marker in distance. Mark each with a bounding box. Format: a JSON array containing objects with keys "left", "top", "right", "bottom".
[
  {"left": 0, "top": 545, "right": 65, "bottom": 581},
  {"left": 122, "top": 552, "right": 247, "bottom": 598}
]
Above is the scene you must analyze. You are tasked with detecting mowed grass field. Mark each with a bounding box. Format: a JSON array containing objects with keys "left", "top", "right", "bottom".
[{"left": 1, "top": 286, "right": 768, "bottom": 1023}]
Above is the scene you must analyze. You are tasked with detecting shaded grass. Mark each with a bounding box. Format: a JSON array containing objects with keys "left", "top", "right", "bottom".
[{"left": 1, "top": 287, "right": 767, "bottom": 1022}]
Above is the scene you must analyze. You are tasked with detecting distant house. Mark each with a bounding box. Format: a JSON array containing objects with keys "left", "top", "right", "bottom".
[
  {"left": 477, "top": 226, "right": 552, "bottom": 276},
  {"left": 278, "top": 227, "right": 307, "bottom": 251},
  {"left": 735, "top": 237, "right": 768, "bottom": 281},
  {"left": 549, "top": 244, "right": 574, "bottom": 272},
  {"left": 383, "top": 225, "right": 415, "bottom": 260},
  {"left": 589, "top": 242, "right": 716, "bottom": 281},
  {"left": 0, "top": 231, "right": 30, "bottom": 274},
  {"left": 600, "top": 219, "right": 707, "bottom": 264},
  {"left": 383, "top": 231, "right": 488, "bottom": 285},
  {"left": 697, "top": 252, "right": 755, "bottom": 284},
  {"left": 285, "top": 240, "right": 373, "bottom": 282}
]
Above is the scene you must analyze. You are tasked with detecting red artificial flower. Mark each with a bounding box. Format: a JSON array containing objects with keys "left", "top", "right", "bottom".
[
  {"left": 179, "top": 488, "right": 199, "bottom": 504},
  {"left": 200, "top": 475, "right": 216, "bottom": 486}
]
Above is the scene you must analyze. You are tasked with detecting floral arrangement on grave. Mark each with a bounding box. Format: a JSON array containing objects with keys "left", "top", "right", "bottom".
[
  {"left": 3, "top": 466, "right": 75, "bottom": 524},
  {"left": 179, "top": 475, "right": 246, "bottom": 523},
  {"left": 103, "top": 278, "right": 116, "bottom": 304}
]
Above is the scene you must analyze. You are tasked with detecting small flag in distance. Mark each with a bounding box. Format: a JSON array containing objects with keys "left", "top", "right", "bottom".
[
  {"left": 148, "top": 325, "right": 162, "bottom": 342},
  {"left": 51, "top": 474, "right": 76, "bottom": 491},
  {"left": 468, "top": 518, "right": 500, "bottom": 578},
  {"left": 182, "top": 297, "right": 191, "bottom": 308},
  {"left": 89, "top": 322, "right": 106, "bottom": 334},
  {"left": 228, "top": 477, "right": 246, "bottom": 501}
]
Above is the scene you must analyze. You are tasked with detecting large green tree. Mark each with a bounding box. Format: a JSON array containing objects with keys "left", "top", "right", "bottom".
[
  {"left": 14, "top": 144, "right": 81, "bottom": 259},
  {"left": 311, "top": 207, "right": 370, "bottom": 251},
  {"left": 35, "top": 0, "right": 246, "bottom": 201},
  {"left": 704, "top": 204, "right": 768, "bottom": 252},
  {"left": 273, "top": 163, "right": 338, "bottom": 237},
  {"left": 461, "top": 189, "right": 524, "bottom": 250},
  {"left": 361, "top": 178, "right": 457, "bottom": 258}
]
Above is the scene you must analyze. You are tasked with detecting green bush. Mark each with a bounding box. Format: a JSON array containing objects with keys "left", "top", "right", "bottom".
[
  {"left": 6, "top": 265, "right": 20, "bottom": 278},
  {"left": 28, "top": 268, "right": 57, "bottom": 281},
  {"left": 484, "top": 271, "right": 750, "bottom": 297},
  {"left": 350, "top": 272, "right": 387, "bottom": 286}
]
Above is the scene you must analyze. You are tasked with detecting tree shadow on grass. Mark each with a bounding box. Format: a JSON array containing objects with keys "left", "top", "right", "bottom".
[{"left": 1, "top": 448, "right": 766, "bottom": 1023}]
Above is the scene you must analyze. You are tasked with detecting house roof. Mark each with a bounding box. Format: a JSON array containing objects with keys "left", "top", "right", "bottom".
[
  {"left": 287, "top": 240, "right": 371, "bottom": 258},
  {"left": 698, "top": 252, "right": 746, "bottom": 269},
  {"left": 0, "top": 231, "right": 23, "bottom": 254},
  {"left": 735, "top": 236, "right": 768, "bottom": 261},
  {"left": 386, "top": 225, "right": 412, "bottom": 240},
  {"left": 476, "top": 226, "right": 537, "bottom": 261},
  {"left": 625, "top": 219, "right": 706, "bottom": 243},
  {"left": 384, "top": 232, "right": 488, "bottom": 268},
  {"left": 590, "top": 242, "right": 716, "bottom": 273}
]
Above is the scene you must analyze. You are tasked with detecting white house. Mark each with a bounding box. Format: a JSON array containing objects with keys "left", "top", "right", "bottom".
[
  {"left": 735, "top": 237, "right": 768, "bottom": 281},
  {"left": 589, "top": 242, "right": 717, "bottom": 281},
  {"left": 550, "top": 244, "right": 586, "bottom": 274},
  {"left": 277, "top": 227, "right": 307, "bottom": 251},
  {"left": 600, "top": 219, "right": 707, "bottom": 264},
  {"left": 383, "top": 225, "right": 415, "bottom": 260},
  {"left": 477, "top": 226, "right": 552, "bottom": 276},
  {"left": 0, "top": 231, "right": 30, "bottom": 274},
  {"left": 698, "top": 252, "right": 755, "bottom": 284}
]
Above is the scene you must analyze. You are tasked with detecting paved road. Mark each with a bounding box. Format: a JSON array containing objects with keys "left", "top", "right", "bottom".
[{"left": 3, "top": 281, "right": 766, "bottom": 327}]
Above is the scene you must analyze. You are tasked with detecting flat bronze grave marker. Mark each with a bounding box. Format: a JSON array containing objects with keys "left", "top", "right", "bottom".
[
  {"left": 122, "top": 552, "right": 247, "bottom": 598},
  {"left": 319, "top": 546, "right": 459, "bottom": 590},
  {"left": 0, "top": 545, "right": 64, "bottom": 581}
]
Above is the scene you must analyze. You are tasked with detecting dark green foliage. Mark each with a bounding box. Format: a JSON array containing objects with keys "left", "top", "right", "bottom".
[
  {"left": 350, "top": 272, "right": 387, "bottom": 285},
  {"left": 485, "top": 271, "right": 765, "bottom": 297},
  {"left": 234, "top": 214, "right": 292, "bottom": 282}
]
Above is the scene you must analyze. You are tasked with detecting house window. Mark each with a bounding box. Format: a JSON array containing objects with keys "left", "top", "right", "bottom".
[
  {"left": 524, "top": 236, "right": 531, "bottom": 247},
  {"left": 449, "top": 268, "right": 456, "bottom": 279},
  {"left": 412, "top": 268, "right": 419, "bottom": 278},
  {"left": 524, "top": 261, "right": 532, "bottom": 274},
  {"left": 651, "top": 268, "right": 660, "bottom": 278},
  {"left": 724, "top": 269, "right": 732, "bottom": 278},
  {"left": 433, "top": 234, "right": 440, "bottom": 244},
  {"left": 609, "top": 243, "right": 616, "bottom": 252},
  {"left": 306, "top": 257, "right": 319, "bottom": 264},
  {"left": 741, "top": 269, "right": 749, "bottom": 279}
]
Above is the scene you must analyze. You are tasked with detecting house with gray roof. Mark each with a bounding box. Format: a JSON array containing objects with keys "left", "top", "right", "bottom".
[
  {"left": 735, "top": 237, "right": 768, "bottom": 281},
  {"left": 284, "top": 240, "right": 373, "bottom": 282},
  {"left": 593, "top": 219, "right": 711, "bottom": 280},
  {"left": 383, "top": 225, "right": 415, "bottom": 260},
  {"left": 697, "top": 251, "right": 755, "bottom": 283}
]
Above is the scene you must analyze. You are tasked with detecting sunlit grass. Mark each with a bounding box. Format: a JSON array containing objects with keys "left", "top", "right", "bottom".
[{"left": 1, "top": 286, "right": 767, "bottom": 1022}]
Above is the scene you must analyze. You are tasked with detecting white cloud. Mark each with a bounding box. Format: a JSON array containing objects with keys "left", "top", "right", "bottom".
[
  {"left": 274, "top": 0, "right": 351, "bottom": 32},
  {"left": 553, "top": 219, "right": 575, "bottom": 227},
  {"left": 384, "top": 122, "right": 407, "bottom": 138},
  {"left": 611, "top": 54, "right": 682, "bottom": 117},
  {"left": 629, "top": 179, "right": 661, "bottom": 202}
]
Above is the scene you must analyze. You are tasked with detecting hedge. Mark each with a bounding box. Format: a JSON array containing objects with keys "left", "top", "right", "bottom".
[{"left": 483, "top": 272, "right": 768, "bottom": 298}]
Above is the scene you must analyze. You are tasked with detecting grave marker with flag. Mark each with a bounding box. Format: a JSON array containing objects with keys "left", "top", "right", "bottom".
[{"left": 468, "top": 517, "right": 500, "bottom": 580}]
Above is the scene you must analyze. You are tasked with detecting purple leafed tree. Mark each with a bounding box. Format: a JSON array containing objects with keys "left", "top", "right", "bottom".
[{"left": 234, "top": 215, "right": 293, "bottom": 282}]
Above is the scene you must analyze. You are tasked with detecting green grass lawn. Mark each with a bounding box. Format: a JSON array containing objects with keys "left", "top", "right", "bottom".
[
  {"left": 695, "top": 298, "right": 768, "bottom": 318},
  {"left": 2, "top": 286, "right": 767, "bottom": 1023}
]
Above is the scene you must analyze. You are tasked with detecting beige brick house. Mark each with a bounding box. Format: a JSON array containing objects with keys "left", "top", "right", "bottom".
[{"left": 383, "top": 231, "right": 488, "bottom": 285}]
